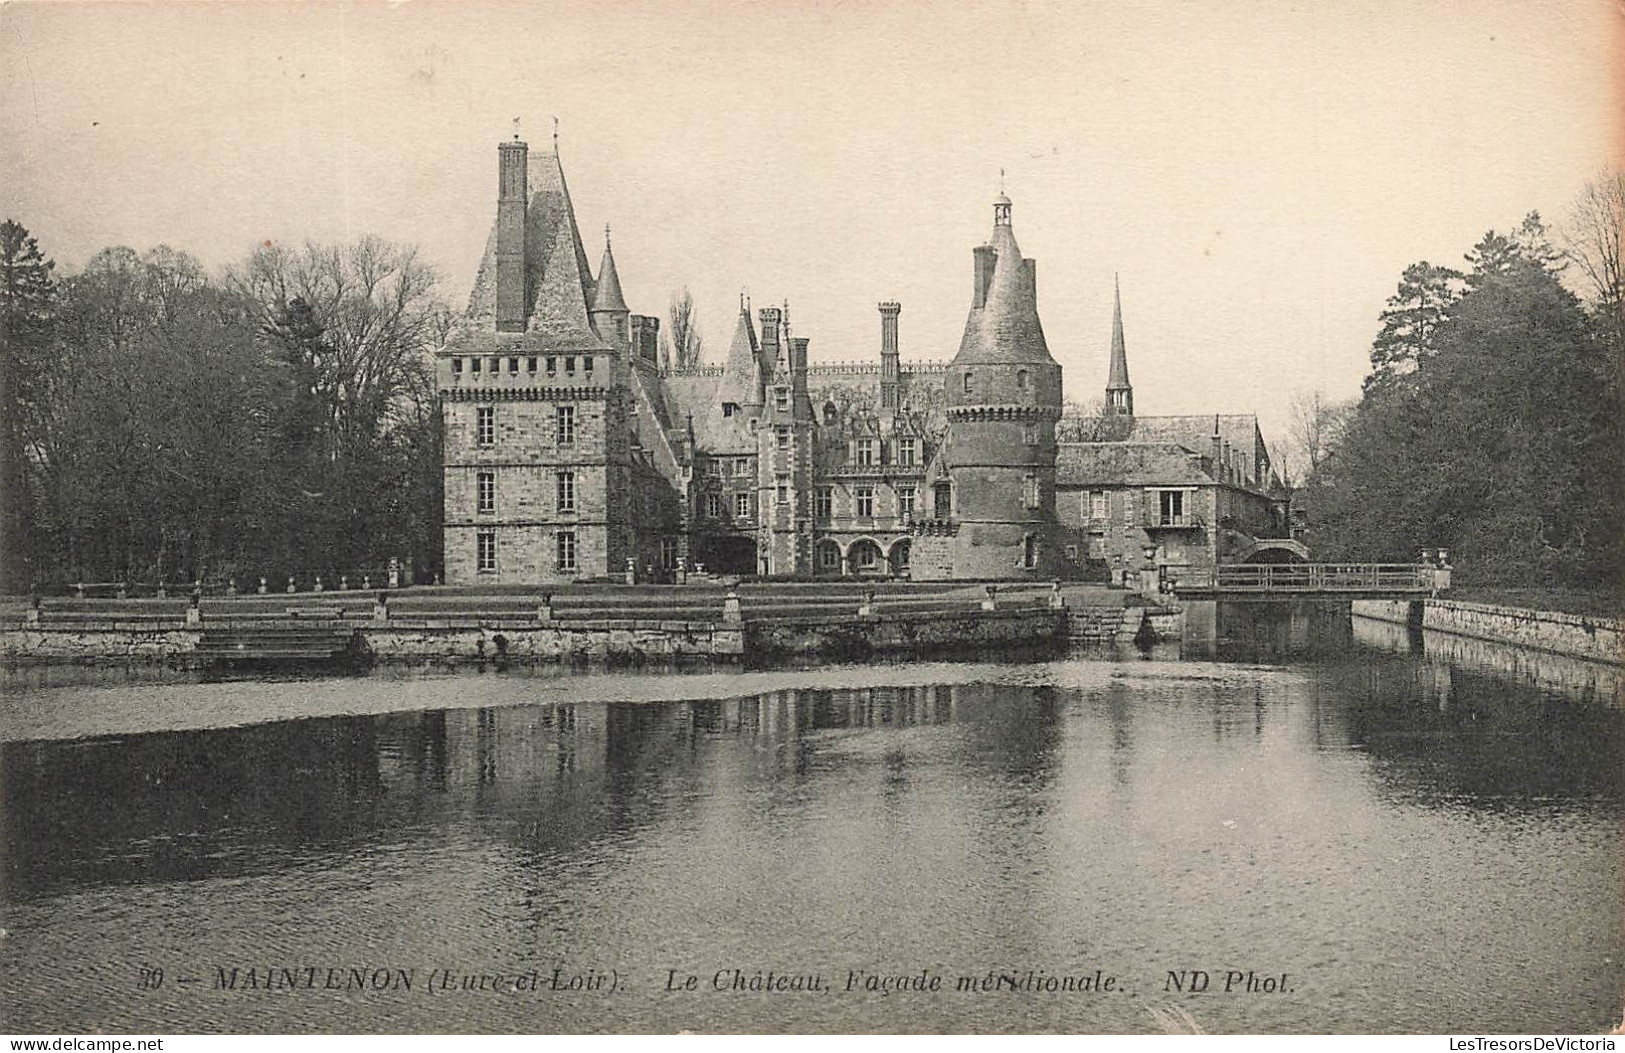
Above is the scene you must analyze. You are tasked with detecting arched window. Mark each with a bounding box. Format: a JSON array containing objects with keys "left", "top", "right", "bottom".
[
  {"left": 1016, "top": 369, "right": 1028, "bottom": 391},
  {"left": 823, "top": 401, "right": 838, "bottom": 425}
]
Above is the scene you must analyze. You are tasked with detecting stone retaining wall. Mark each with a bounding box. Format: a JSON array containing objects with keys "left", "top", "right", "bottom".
[
  {"left": 1353, "top": 598, "right": 1621, "bottom": 666},
  {"left": 748, "top": 608, "right": 1065, "bottom": 659}
]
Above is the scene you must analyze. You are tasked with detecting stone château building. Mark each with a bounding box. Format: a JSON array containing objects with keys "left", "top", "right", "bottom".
[{"left": 438, "top": 135, "right": 1291, "bottom": 584}]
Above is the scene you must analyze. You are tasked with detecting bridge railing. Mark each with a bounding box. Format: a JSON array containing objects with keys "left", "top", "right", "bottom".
[{"left": 1208, "top": 563, "right": 1434, "bottom": 592}]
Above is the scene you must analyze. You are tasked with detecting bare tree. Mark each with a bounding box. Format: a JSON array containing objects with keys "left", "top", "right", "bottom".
[
  {"left": 667, "top": 287, "right": 703, "bottom": 371},
  {"left": 1056, "top": 395, "right": 1133, "bottom": 442},
  {"left": 1562, "top": 168, "right": 1624, "bottom": 351},
  {"left": 1286, "top": 388, "right": 1352, "bottom": 480}
]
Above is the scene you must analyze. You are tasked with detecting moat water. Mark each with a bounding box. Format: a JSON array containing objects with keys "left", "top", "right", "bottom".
[{"left": 2, "top": 605, "right": 1620, "bottom": 1034}]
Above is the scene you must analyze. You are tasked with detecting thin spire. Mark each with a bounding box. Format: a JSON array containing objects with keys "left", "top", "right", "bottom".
[{"left": 1107, "top": 273, "right": 1132, "bottom": 393}]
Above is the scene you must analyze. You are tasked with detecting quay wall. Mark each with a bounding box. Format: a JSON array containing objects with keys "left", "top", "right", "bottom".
[
  {"left": 748, "top": 607, "right": 1065, "bottom": 659},
  {"left": 2, "top": 606, "right": 1067, "bottom": 666},
  {"left": 1353, "top": 598, "right": 1621, "bottom": 666}
]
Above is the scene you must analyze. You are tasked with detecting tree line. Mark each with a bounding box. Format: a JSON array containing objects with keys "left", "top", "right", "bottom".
[
  {"left": 0, "top": 224, "right": 449, "bottom": 592},
  {"left": 1296, "top": 173, "right": 1623, "bottom": 590}
]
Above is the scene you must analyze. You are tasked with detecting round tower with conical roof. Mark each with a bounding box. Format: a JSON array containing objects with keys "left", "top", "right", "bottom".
[{"left": 920, "top": 190, "right": 1064, "bottom": 579}]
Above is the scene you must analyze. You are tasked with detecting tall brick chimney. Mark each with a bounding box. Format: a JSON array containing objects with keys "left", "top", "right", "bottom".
[
  {"left": 495, "top": 138, "right": 528, "bottom": 332},
  {"left": 790, "top": 336, "right": 810, "bottom": 398},
  {"left": 972, "top": 245, "right": 996, "bottom": 309},
  {"left": 878, "top": 302, "right": 901, "bottom": 410}
]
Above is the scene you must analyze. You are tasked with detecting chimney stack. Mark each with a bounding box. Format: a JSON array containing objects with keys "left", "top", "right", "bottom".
[
  {"left": 790, "top": 337, "right": 810, "bottom": 397},
  {"left": 878, "top": 302, "right": 901, "bottom": 410},
  {"left": 495, "top": 138, "right": 528, "bottom": 332},
  {"left": 972, "top": 246, "right": 996, "bottom": 309}
]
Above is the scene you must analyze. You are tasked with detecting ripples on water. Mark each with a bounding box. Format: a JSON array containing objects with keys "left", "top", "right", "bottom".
[{"left": 1, "top": 606, "right": 1621, "bottom": 1034}]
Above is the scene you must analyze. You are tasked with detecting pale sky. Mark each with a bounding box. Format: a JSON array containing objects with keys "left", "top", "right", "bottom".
[{"left": 2, "top": 1, "right": 1618, "bottom": 441}]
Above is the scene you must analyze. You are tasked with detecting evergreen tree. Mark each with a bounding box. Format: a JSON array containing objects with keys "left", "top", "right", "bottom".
[
  {"left": 1365, "top": 261, "right": 1462, "bottom": 398},
  {"left": 0, "top": 221, "right": 58, "bottom": 591}
]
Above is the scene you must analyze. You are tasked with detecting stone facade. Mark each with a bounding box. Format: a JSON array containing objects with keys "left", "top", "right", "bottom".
[{"left": 438, "top": 136, "right": 1287, "bottom": 585}]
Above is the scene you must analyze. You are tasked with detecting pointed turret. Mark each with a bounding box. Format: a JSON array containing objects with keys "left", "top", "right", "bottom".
[
  {"left": 1105, "top": 274, "right": 1134, "bottom": 416},
  {"left": 590, "top": 224, "right": 631, "bottom": 351},
  {"left": 591, "top": 225, "right": 629, "bottom": 313},
  {"left": 949, "top": 191, "right": 1056, "bottom": 378}
]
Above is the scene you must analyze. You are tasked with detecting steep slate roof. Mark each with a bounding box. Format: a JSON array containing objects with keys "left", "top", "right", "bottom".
[
  {"left": 591, "top": 229, "right": 629, "bottom": 313},
  {"left": 952, "top": 201, "right": 1055, "bottom": 366},
  {"left": 714, "top": 308, "right": 763, "bottom": 409},
  {"left": 1057, "top": 442, "right": 1215, "bottom": 487},
  {"left": 1127, "top": 414, "right": 1269, "bottom": 485},
  {"left": 525, "top": 147, "right": 610, "bottom": 352},
  {"left": 1106, "top": 275, "right": 1131, "bottom": 389}
]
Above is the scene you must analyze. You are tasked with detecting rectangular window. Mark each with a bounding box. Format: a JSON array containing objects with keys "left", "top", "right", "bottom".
[
  {"left": 556, "top": 470, "right": 576, "bottom": 513},
  {"left": 897, "top": 485, "right": 915, "bottom": 523},
  {"left": 1023, "top": 423, "right": 1038, "bottom": 446},
  {"left": 856, "top": 438, "right": 876, "bottom": 467},
  {"left": 660, "top": 537, "right": 678, "bottom": 570},
  {"left": 1160, "top": 490, "right": 1185, "bottom": 525},
  {"left": 1023, "top": 473, "right": 1040, "bottom": 510},
  {"left": 856, "top": 486, "right": 875, "bottom": 518},
  {"left": 897, "top": 438, "right": 916, "bottom": 467},
  {"left": 477, "top": 530, "right": 497, "bottom": 573},
  {"left": 1065, "top": 544, "right": 1079, "bottom": 562},
  {"left": 476, "top": 406, "right": 495, "bottom": 447},
  {"left": 706, "top": 493, "right": 723, "bottom": 518},
  {"left": 487, "top": 357, "right": 499, "bottom": 374},
  {"left": 583, "top": 356, "right": 593, "bottom": 375},
  {"left": 546, "top": 356, "right": 558, "bottom": 375},
  {"left": 1090, "top": 490, "right": 1108, "bottom": 520},
  {"left": 476, "top": 472, "right": 495, "bottom": 514},
  {"left": 471, "top": 356, "right": 482, "bottom": 374},
  {"left": 814, "top": 487, "right": 833, "bottom": 519},
  {"left": 776, "top": 475, "right": 789, "bottom": 505},
  {"left": 556, "top": 531, "right": 577, "bottom": 573},
  {"left": 527, "top": 356, "right": 538, "bottom": 373},
  {"left": 735, "top": 492, "right": 750, "bottom": 519},
  {"left": 451, "top": 357, "right": 463, "bottom": 375},
  {"left": 709, "top": 459, "right": 724, "bottom": 477},
  {"left": 820, "top": 544, "right": 840, "bottom": 569},
  {"left": 565, "top": 356, "right": 577, "bottom": 373},
  {"left": 556, "top": 405, "right": 576, "bottom": 445},
  {"left": 777, "top": 429, "right": 790, "bottom": 450},
  {"left": 508, "top": 356, "right": 519, "bottom": 374},
  {"left": 774, "top": 388, "right": 789, "bottom": 411},
  {"left": 734, "top": 458, "right": 750, "bottom": 477}
]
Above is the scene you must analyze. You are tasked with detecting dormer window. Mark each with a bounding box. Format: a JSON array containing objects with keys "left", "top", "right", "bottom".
[
  {"left": 855, "top": 438, "right": 876, "bottom": 467},
  {"left": 823, "top": 402, "right": 838, "bottom": 425},
  {"left": 774, "top": 388, "right": 789, "bottom": 411}
]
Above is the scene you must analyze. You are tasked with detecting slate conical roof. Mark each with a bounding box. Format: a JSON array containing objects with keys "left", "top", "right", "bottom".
[
  {"left": 591, "top": 227, "right": 629, "bottom": 313},
  {"left": 715, "top": 305, "right": 762, "bottom": 408},
  {"left": 1107, "top": 274, "right": 1131, "bottom": 389},
  {"left": 952, "top": 195, "right": 1054, "bottom": 366}
]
